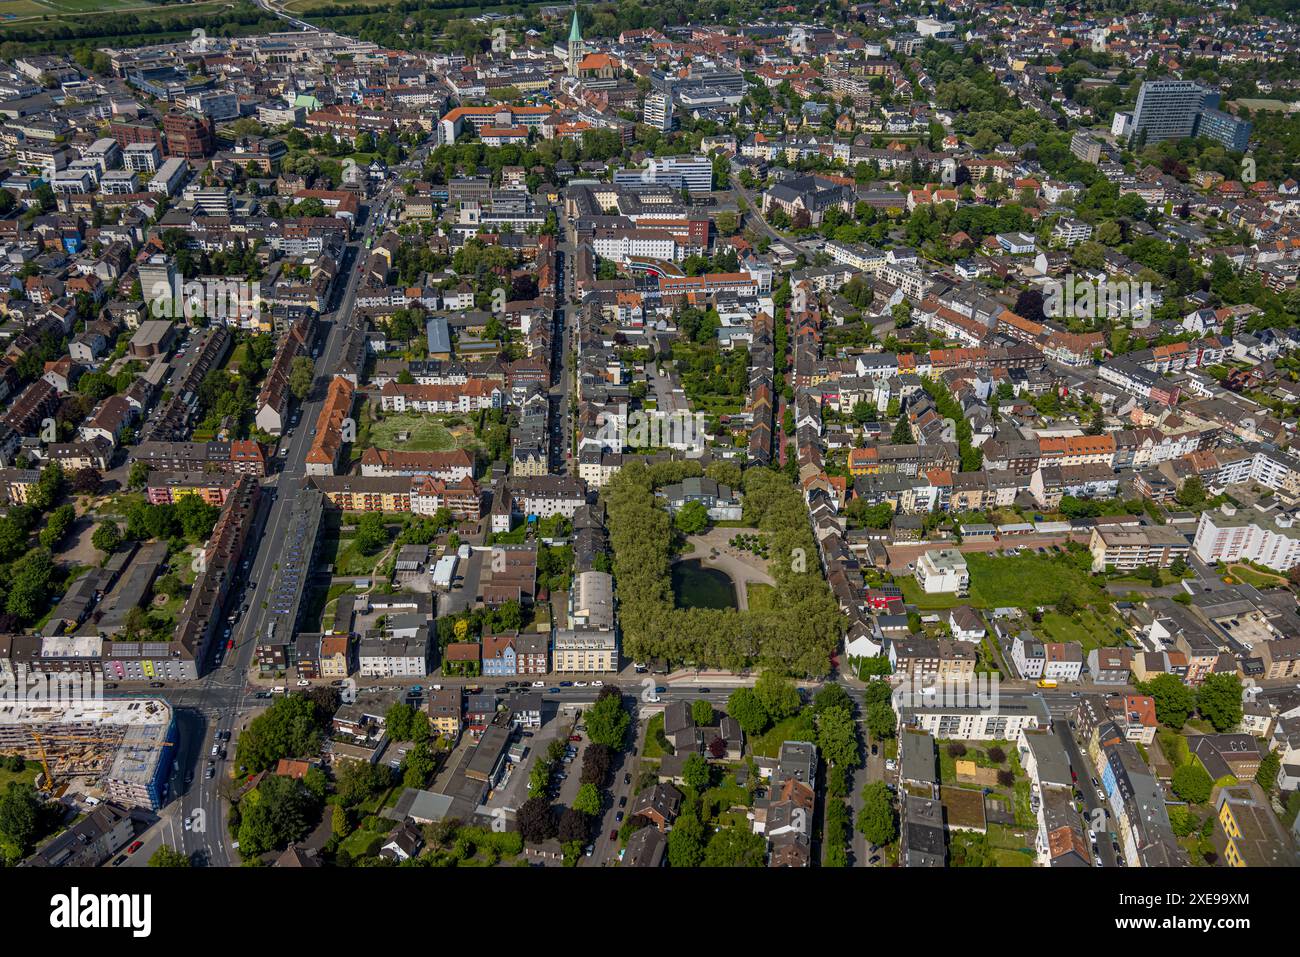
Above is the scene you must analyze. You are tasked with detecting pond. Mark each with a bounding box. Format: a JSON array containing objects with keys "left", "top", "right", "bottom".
[{"left": 672, "top": 559, "right": 738, "bottom": 611}]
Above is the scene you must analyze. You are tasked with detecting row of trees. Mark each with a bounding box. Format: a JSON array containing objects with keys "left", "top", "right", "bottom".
[{"left": 604, "top": 461, "right": 844, "bottom": 675}]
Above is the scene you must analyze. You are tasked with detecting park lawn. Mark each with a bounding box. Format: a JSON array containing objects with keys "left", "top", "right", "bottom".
[
  {"left": 746, "top": 582, "right": 776, "bottom": 611},
  {"left": 367, "top": 413, "right": 459, "bottom": 452}
]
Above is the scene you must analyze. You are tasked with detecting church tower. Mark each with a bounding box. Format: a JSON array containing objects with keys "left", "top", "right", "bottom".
[{"left": 567, "top": 6, "right": 583, "bottom": 78}]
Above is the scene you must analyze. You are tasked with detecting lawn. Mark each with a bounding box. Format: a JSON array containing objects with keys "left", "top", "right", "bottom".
[
  {"left": 1037, "top": 607, "right": 1130, "bottom": 653},
  {"left": 750, "top": 711, "right": 816, "bottom": 759},
  {"left": 1224, "top": 563, "right": 1288, "bottom": 589},
  {"left": 0, "top": 760, "right": 39, "bottom": 792},
  {"left": 746, "top": 582, "right": 776, "bottom": 611},
  {"left": 319, "top": 533, "right": 389, "bottom": 577},
  {"left": 367, "top": 413, "right": 458, "bottom": 452}
]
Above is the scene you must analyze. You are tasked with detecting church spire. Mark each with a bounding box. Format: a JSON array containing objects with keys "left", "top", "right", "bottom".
[{"left": 569, "top": 6, "right": 582, "bottom": 44}]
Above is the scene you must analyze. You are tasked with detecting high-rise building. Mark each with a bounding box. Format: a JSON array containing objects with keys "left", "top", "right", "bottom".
[
  {"left": 1130, "top": 80, "right": 1210, "bottom": 144},
  {"left": 1195, "top": 107, "right": 1252, "bottom": 152},
  {"left": 643, "top": 90, "right": 675, "bottom": 132},
  {"left": 163, "top": 109, "right": 214, "bottom": 160}
]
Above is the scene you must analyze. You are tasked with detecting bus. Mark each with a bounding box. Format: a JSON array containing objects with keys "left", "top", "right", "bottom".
[{"left": 1037, "top": 678, "right": 1058, "bottom": 689}]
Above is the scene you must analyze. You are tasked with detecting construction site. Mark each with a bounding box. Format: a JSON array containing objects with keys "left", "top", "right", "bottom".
[{"left": 0, "top": 698, "right": 177, "bottom": 809}]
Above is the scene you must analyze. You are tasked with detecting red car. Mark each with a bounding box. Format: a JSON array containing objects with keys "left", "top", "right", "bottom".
[
  {"left": 569, "top": 735, "right": 582, "bottom": 742},
  {"left": 126, "top": 840, "right": 143, "bottom": 855},
  {"left": 609, "top": 830, "right": 618, "bottom": 841},
  {"left": 226, "top": 639, "right": 235, "bottom": 650}
]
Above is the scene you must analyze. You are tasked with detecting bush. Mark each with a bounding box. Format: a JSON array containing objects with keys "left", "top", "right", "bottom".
[
  {"left": 946, "top": 742, "right": 967, "bottom": 758},
  {"left": 996, "top": 769, "right": 1014, "bottom": 788},
  {"left": 986, "top": 746, "right": 1006, "bottom": 764}
]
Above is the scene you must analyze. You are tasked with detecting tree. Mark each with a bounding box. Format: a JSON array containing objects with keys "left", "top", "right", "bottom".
[
  {"left": 754, "top": 672, "right": 800, "bottom": 721},
  {"left": 236, "top": 774, "right": 319, "bottom": 857},
  {"left": 1171, "top": 763, "right": 1212, "bottom": 805},
  {"left": 580, "top": 743, "right": 612, "bottom": 787},
  {"left": 1255, "top": 751, "right": 1281, "bottom": 795},
  {"left": 585, "top": 690, "right": 630, "bottom": 748},
  {"left": 666, "top": 809, "right": 706, "bottom": 867},
  {"left": 681, "top": 752, "right": 711, "bottom": 790},
  {"left": 691, "top": 699, "right": 713, "bottom": 726},
  {"left": 354, "top": 513, "right": 388, "bottom": 555},
  {"left": 703, "top": 825, "right": 766, "bottom": 867},
  {"left": 92, "top": 520, "right": 122, "bottom": 554},
  {"left": 1144, "top": 673, "right": 1196, "bottom": 729},
  {"left": 816, "top": 706, "right": 860, "bottom": 768},
  {"left": 148, "top": 845, "right": 192, "bottom": 867},
  {"left": 39, "top": 504, "right": 75, "bottom": 550},
  {"left": 0, "top": 782, "right": 45, "bottom": 858},
  {"left": 289, "top": 356, "right": 315, "bottom": 401},
  {"left": 812, "top": 683, "right": 852, "bottom": 715},
  {"left": 673, "top": 500, "right": 710, "bottom": 535},
  {"left": 572, "top": 782, "right": 602, "bottom": 817},
  {"left": 127, "top": 461, "right": 150, "bottom": 490},
  {"left": 891, "top": 416, "right": 913, "bottom": 444},
  {"left": 516, "top": 796, "right": 556, "bottom": 844},
  {"left": 236, "top": 694, "right": 328, "bottom": 772},
  {"left": 856, "top": 781, "right": 897, "bottom": 846},
  {"left": 866, "top": 701, "right": 897, "bottom": 741},
  {"left": 1195, "top": 673, "right": 1243, "bottom": 733},
  {"left": 71, "top": 469, "right": 102, "bottom": 495},
  {"left": 557, "top": 807, "right": 589, "bottom": 843},
  {"left": 727, "top": 687, "right": 769, "bottom": 735}
]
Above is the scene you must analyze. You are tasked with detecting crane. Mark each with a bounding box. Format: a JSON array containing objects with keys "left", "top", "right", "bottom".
[{"left": 29, "top": 730, "right": 174, "bottom": 793}]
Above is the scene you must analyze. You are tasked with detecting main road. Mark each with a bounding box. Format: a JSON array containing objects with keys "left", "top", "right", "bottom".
[{"left": 129, "top": 175, "right": 401, "bottom": 866}]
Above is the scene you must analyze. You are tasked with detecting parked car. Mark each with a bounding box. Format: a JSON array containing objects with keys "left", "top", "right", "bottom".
[
  {"left": 619, "top": 796, "right": 627, "bottom": 808},
  {"left": 569, "top": 735, "right": 582, "bottom": 742}
]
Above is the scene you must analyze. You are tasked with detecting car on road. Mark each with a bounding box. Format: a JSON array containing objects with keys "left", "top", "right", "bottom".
[
  {"left": 654, "top": 686, "right": 667, "bottom": 694},
  {"left": 296, "top": 679, "right": 310, "bottom": 687},
  {"left": 149, "top": 681, "right": 165, "bottom": 688},
  {"left": 548, "top": 687, "right": 560, "bottom": 693},
  {"left": 618, "top": 796, "right": 627, "bottom": 808},
  {"left": 559, "top": 681, "right": 573, "bottom": 687},
  {"left": 569, "top": 735, "right": 582, "bottom": 742},
  {"left": 127, "top": 840, "right": 143, "bottom": 854},
  {"left": 871, "top": 744, "right": 878, "bottom": 756},
  {"left": 623, "top": 773, "right": 631, "bottom": 785},
  {"left": 697, "top": 687, "right": 711, "bottom": 694},
  {"left": 211, "top": 744, "right": 220, "bottom": 756},
  {"left": 532, "top": 681, "right": 546, "bottom": 687},
  {"left": 105, "top": 683, "right": 118, "bottom": 690},
  {"left": 591, "top": 680, "right": 603, "bottom": 687},
  {"left": 204, "top": 767, "right": 215, "bottom": 779}
]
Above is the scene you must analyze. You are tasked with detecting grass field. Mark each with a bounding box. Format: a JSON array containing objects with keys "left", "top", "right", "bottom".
[
  {"left": 1224, "top": 563, "right": 1288, "bottom": 589},
  {"left": 364, "top": 411, "right": 482, "bottom": 454},
  {"left": 0, "top": 0, "right": 238, "bottom": 30},
  {"left": 1037, "top": 607, "right": 1129, "bottom": 653},
  {"left": 0, "top": 760, "right": 39, "bottom": 792},
  {"left": 899, "top": 552, "right": 1107, "bottom": 610},
  {"left": 746, "top": 582, "right": 776, "bottom": 611}
]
